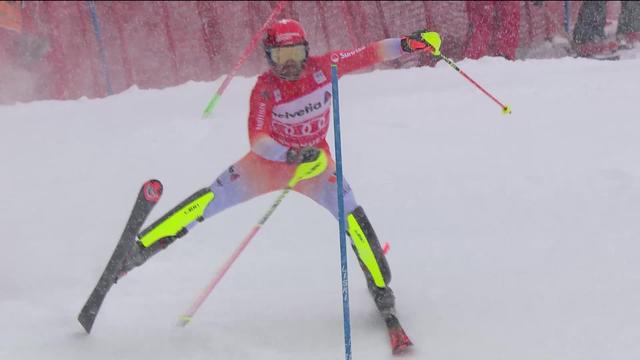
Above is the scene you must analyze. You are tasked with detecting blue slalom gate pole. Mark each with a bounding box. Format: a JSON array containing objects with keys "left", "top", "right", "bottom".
[
  {"left": 331, "top": 63, "right": 352, "bottom": 360},
  {"left": 87, "top": 1, "right": 113, "bottom": 95}
]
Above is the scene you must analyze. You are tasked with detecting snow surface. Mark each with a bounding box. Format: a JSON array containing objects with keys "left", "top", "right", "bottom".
[{"left": 2, "top": 54, "right": 640, "bottom": 360}]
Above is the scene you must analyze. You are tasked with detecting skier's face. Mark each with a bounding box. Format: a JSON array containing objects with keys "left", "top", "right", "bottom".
[{"left": 268, "top": 44, "right": 307, "bottom": 81}]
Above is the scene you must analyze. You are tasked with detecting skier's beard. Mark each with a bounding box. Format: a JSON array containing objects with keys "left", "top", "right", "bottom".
[{"left": 273, "top": 60, "right": 305, "bottom": 81}]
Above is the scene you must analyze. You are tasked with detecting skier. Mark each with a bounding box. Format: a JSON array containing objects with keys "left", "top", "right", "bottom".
[{"left": 117, "top": 19, "right": 439, "bottom": 349}]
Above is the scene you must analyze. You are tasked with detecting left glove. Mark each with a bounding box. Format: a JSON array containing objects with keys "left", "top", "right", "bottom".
[
  {"left": 401, "top": 30, "right": 441, "bottom": 56},
  {"left": 286, "top": 146, "right": 321, "bottom": 164}
]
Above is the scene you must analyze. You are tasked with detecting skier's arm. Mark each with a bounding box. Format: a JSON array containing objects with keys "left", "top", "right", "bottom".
[
  {"left": 326, "top": 31, "right": 441, "bottom": 75},
  {"left": 247, "top": 82, "right": 290, "bottom": 162},
  {"left": 325, "top": 39, "right": 403, "bottom": 74}
]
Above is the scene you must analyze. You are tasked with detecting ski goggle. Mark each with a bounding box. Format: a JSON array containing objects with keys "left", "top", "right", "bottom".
[{"left": 268, "top": 44, "right": 307, "bottom": 65}]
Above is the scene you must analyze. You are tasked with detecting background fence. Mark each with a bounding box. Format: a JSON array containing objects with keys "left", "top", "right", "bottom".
[{"left": 0, "top": 1, "right": 623, "bottom": 105}]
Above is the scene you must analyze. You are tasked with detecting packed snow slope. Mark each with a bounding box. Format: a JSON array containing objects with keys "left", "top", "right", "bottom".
[{"left": 2, "top": 54, "right": 640, "bottom": 360}]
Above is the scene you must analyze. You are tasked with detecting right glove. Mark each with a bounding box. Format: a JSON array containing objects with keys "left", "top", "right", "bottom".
[
  {"left": 286, "top": 146, "right": 321, "bottom": 164},
  {"left": 401, "top": 30, "right": 441, "bottom": 56}
]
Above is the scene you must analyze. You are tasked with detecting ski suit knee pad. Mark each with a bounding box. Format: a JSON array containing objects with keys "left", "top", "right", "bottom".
[
  {"left": 347, "top": 206, "right": 391, "bottom": 288},
  {"left": 137, "top": 188, "right": 214, "bottom": 248}
]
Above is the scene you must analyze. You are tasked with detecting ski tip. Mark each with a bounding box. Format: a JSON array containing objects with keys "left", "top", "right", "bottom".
[
  {"left": 143, "top": 179, "right": 163, "bottom": 203},
  {"left": 77, "top": 313, "right": 94, "bottom": 334}
]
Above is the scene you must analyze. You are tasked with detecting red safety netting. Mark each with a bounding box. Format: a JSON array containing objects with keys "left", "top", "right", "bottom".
[{"left": 0, "top": 1, "right": 622, "bottom": 104}]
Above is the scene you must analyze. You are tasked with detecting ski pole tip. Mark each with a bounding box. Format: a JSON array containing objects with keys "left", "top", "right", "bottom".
[
  {"left": 177, "top": 315, "right": 192, "bottom": 327},
  {"left": 201, "top": 108, "right": 214, "bottom": 119},
  {"left": 502, "top": 105, "right": 512, "bottom": 115},
  {"left": 202, "top": 94, "right": 222, "bottom": 120}
]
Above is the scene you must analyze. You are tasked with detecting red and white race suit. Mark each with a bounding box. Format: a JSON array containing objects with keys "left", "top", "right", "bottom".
[
  {"left": 249, "top": 38, "right": 403, "bottom": 162},
  {"left": 193, "top": 38, "right": 405, "bottom": 226}
]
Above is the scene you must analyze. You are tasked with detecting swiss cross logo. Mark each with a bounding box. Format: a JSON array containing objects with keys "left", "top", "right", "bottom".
[{"left": 313, "top": 71, "right": 327, "bottom": 84}]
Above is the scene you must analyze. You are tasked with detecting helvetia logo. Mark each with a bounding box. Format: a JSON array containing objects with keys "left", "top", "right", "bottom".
[{"left": 273, "top": 102, "right": 323, "bottom": 119}]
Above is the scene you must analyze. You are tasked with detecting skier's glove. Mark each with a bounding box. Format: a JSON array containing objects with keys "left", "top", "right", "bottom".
[
  {"left": 286, "top": 146, "right": 321, "bottom": 164},
  {"left": 401, "top": 30, "right": 441, "bottom": 56}
]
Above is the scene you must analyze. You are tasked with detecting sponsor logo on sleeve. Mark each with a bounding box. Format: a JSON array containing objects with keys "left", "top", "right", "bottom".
[{"left": 339, "top": 46, "right": 366, "bottom": 60}]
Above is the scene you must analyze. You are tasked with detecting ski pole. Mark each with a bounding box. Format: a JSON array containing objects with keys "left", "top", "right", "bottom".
[
  {"left": 438, "top": 54, "right": 512, "bottom": 115},
  {"left": 419, "top": 32, "right": 512, "bottom": 115},
  {"left": 178, "top": 151, "right": 328, "bottom": 326},
  {"left": 201, "top": 1, "right": 286, "bottom": 119}
]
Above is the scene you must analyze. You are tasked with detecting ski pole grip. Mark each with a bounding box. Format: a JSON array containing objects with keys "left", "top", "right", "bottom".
[
  {"left": 420, "top": 32, "right": 441, "bottom": 56},
  {"left": 289, "top": 150, "right": 329, "bottom": 188}
]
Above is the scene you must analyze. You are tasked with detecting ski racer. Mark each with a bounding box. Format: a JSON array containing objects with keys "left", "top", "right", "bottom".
[{"left": 117, "top": 18, "right": 440, "bottom": 350}]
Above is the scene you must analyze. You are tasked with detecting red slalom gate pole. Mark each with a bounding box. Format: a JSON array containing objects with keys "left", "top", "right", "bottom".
[{"left": 201, "top": 1, "right": 286, "bottom": 118}]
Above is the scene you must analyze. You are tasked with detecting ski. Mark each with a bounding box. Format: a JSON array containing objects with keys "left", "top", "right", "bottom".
[
  {"left": 77, "top": 179, "right": 163, "bottom": 334},
  {"left": 385, "top": 313, "right": 413, "bottom": 355}
]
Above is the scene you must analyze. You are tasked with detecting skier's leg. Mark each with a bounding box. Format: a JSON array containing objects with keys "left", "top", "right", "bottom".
[
  {"left": 294, "top": 159, "right": 395, "bottom": 316},
  {"left": 118, "top": 152, "right": 292, "bottom": 278},
  {"left": 347, "top": 205, "right": 396, "bottom": 316},
  {"left": 118, "top": 187, "right": 215, "bottom": 276}
]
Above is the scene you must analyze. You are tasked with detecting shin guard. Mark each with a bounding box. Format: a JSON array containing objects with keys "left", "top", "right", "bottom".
[
  {"left": 138, "top": 188, "right": 214, "bottom": 248},
  {"left": 347, "top": 206, "right": 395, "bottom": 315},
  {"left": 347, "top": 206, "right": 392, "bottom": 288},
  {"left": 117, "top": 188, "right": 214, "bottom": 279}
]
